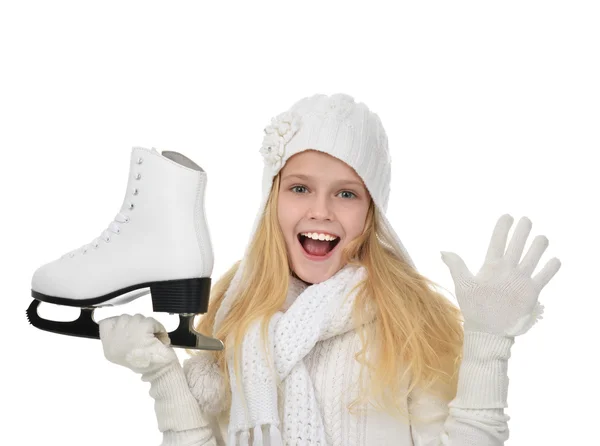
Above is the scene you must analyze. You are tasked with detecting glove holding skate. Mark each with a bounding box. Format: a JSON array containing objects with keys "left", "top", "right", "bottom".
[
  {"left": 440, "top": 214, "right": 562, "bottom": 337},
  {"left": 99, "top": 313, "right": 178, "bottom": 376}
]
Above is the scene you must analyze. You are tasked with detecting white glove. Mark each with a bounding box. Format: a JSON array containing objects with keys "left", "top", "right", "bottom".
[
  {"left": 441, "top": 214, "right": 562, "bottom": 337},
  {"left": 99, "top": 313, "right": 178, "bottom": 375}
]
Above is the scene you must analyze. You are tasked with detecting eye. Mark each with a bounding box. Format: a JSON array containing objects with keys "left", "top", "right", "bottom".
[
  {"left": 291, "top": 185, "right": 307, "bottom": 193},
  {"left": 290, "top": 185, "right": 357, "bottom": 199}
]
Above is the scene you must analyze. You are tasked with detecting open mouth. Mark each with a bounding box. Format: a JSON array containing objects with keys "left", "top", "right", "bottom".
[{"left": 297, "top": 233, "right": 341, "bottom": 258}]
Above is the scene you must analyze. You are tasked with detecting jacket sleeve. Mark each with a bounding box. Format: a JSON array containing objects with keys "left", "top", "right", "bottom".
[
  {"left": 141, "top": 360, "right": 220, "bottom": 446},
  {"left": 407, "top": 331, "right": 514, "bottom": 446}
]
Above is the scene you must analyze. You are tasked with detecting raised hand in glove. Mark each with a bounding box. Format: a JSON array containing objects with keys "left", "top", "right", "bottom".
[
  {"left": 99, "top": 313, "right": 178, "bottom": 375},
  {"left": 441, "top": 214, "right": 562, "bottom": 337}
]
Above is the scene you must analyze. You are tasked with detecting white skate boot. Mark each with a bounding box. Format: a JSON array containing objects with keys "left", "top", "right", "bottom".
[{"left": 26, "top": 146, "right": 224, "bottom": 350}]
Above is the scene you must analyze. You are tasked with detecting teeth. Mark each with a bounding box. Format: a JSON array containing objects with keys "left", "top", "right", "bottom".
[{"left": 300, "top": 232, "right": 338, "bottom": 241}]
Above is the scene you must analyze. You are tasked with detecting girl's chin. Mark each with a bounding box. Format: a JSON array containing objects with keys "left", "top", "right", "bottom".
[{"left": 292, "top": 249, "right": 341, "bottom": 282}]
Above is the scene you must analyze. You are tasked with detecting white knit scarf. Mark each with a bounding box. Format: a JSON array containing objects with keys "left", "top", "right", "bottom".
[{"left": 188, "top": 263, "right": 371, "bottom": 446}]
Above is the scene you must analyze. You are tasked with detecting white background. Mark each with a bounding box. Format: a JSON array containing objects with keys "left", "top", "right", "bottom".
[{"left": 2, "top": 1, "right": 597, "bottom": 445}]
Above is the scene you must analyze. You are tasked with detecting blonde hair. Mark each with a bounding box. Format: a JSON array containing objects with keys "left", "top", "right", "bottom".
[{"left": 191, "top": 171, "right": 464, "bottom": 424}]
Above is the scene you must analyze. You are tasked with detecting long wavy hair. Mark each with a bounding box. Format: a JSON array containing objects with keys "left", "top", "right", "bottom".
[{"left": 191, "top": 169, "right": 464, "bottom": 424}]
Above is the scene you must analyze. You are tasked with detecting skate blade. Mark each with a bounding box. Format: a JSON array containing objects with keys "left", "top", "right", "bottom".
[
  {"left": 26, "top": 299, "right": 99, "bottom": 339},
  {"left": 26, "top": 300, "right": 224, "bottom": 351}
]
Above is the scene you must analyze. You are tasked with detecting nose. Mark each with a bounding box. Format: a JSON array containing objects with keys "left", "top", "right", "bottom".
[{"left": 306, "top": 193, "right": 334, "bottom": 221}]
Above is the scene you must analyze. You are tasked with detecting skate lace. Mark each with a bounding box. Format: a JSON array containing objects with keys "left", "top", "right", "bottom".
[
  {"left": 61, "top": 152, "right": 145, "bottom": 259},
  {"left": 62, "top": 212, "right": 130, "bottom": 259}
]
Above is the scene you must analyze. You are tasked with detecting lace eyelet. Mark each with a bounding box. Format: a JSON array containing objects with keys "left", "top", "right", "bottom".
[
  {"left": 135, "top": 173, "right": 141, "bottom": 180},
  {"left": 133, "top": 188, "right": 138, "bottom": 195},
  {"left": 137, "top": 157, "right": 143, "bottom": 164},
  {"left": 116, "top": 228, "right": 120, "bottom": 234},
  {"left": 125, "top": 217, "right": 130, "bottom": 223},
  {"left": 105, "top": 237, "right": 110, "bottom": 242},
  {"left": 128, "top": 203, "right": 134, "bottom": 210}
]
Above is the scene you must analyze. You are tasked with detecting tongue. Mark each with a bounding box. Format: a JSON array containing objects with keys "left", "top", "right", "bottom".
[{"left": 303, "top": 238, "right": 333, "bottom": 256}]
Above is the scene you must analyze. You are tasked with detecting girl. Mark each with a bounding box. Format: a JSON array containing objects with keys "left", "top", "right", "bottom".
[{"left": 99, "top": 93, "right": 561, "bottom": 445}]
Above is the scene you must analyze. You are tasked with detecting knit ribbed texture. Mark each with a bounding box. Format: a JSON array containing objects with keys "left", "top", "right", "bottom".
[
  {"left": 142, "top": 361, "right": 213, "bottom": 435},
  {"left": 449, "top": 331, "right": 515, "bottom": 409},
  {"left": 279, "top": 106, "right": 391, "bottom": 214}
]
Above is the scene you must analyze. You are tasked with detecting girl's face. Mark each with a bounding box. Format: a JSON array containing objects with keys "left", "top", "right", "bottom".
[{"left": 277, "top": 150, "right": 370, "bottom": 284}]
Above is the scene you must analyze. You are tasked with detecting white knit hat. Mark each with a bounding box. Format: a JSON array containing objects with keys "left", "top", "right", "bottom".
[{"left": 214, "top": 93, "right": 416, "bottom": 334}]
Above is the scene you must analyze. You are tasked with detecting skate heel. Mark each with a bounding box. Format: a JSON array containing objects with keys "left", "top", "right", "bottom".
[
  {"left": 150, "top": 277, "right": 212, "bottom": 314},
  {"left": 150, "top": 277, "right": 223, "bottom": 351}
]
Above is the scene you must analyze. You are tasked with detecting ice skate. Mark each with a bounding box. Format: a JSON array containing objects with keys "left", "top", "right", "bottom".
[{"left": 26, "top": 147, "right": 224, "bottom": 351}]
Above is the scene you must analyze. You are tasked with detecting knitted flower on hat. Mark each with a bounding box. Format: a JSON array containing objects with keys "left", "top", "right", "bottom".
[{"left": 260, "top": 110, "right": 301, "bottom": 171}]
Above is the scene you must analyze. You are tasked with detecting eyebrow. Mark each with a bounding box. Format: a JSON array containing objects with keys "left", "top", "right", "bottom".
[{"left": 282, "top": 173, "right": 365, "bottom": 189}]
